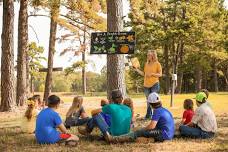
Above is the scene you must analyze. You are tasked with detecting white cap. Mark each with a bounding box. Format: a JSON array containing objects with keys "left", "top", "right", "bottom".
[{"left": 147, "top": 92, "right": 160, "bottom": 103}]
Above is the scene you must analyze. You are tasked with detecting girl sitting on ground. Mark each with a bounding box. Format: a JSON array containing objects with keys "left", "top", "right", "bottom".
[
  {"left": 181, "top": 99, "right": 194, "bottom": 125},
  {"left": 123, "top": 98, "right": 135, "bottom": 128},
  {"left": 64, "top": 96, "right": 90, "bottom": 129},
  {"left": 21, "top": 96, "right": 40, "bottom": 133}
]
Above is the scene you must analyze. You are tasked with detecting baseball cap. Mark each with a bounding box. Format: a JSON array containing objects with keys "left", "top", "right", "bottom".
[
  {"left": 195, "top": 92, "right": 207, "bottom": 103},
  {"left": 111, "top": 89, "right": 123, "bottom": 99},
  {"left": 147, "top": 92, "right": 160, "bottom": 104}
]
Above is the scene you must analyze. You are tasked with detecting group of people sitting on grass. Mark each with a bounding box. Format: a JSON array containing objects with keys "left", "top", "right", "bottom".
[{"left": 23, "top": 89, "right": 217, "bottom": 145}]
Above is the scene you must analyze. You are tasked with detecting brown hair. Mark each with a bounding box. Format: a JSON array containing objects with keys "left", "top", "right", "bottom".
[
  {"left": 123, "top": 98, "right": 134, "bottom": 112},
  {"left": 183, "top": 99, "right": 194, "bottom": 110},
  {"left": 66, "top": 96, "right": 83, "bottom": 117},
  {"left": 149, "top": 102, "right": 162, "bottom": 109}
]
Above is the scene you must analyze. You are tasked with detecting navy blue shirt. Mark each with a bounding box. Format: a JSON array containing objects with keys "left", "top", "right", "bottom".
[
  {"left": 152, "top": 107, "right": 175, "bottom": 140},
  {"left": 35, "top": 108, "right": 62, "bottom": 144}
]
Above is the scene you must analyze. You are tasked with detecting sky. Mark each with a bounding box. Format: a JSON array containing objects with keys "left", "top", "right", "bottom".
[{"left": 0, "top": 0, "right": 227, "bottom": 74}]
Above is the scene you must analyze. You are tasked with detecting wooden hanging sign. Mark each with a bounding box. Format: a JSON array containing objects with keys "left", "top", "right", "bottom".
[{"left": 90, "top": 32, "right": 136, "bottom": 54}]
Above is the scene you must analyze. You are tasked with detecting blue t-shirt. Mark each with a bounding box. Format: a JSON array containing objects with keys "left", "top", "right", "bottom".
[
  {"left": 102, "top": 104, "right": 132, "bottom": 136},
  {"left": 152, "top": 107, "right": 175, "bottom": 140},
  {"left": 35, "top": 108, "right": 62, "bottom": 144}
]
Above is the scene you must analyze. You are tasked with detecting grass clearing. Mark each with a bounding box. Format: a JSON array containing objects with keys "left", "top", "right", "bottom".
[{"left": 0, "top": 92, "right": 228, "bottom": 151}]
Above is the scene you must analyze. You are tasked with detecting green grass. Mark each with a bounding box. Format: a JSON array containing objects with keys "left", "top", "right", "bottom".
[{"left": 0, "top": 92, "right": 228, "bottom": 151}]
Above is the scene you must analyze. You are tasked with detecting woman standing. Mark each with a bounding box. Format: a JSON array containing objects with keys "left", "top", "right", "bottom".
[{"left": 134, "top": 50, "right": 162, "bottom": 119}]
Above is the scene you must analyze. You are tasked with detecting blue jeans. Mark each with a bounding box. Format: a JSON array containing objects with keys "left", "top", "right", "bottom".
[
  {"left": 144, "top": 83, "right": 160, "bottom": 119},
  {"left": 87, "top": 113, "right": 110, "bottom": 135},
  {"left": 134, "top": 128, "right": 164, "bottom": 142},
  {"left": 179, "top": 125, "right": 215, "bottom": 139},
  {"left": 65, "top": 117, "right": 90, "bottom": 127}
]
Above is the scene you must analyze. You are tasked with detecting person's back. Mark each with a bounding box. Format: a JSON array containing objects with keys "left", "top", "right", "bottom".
[
  {"left": 102, "top": 104, "right": 132, "bottom": 136},
  {"left": 35, "top": 108, "right": 62, "bottom": 144},
  {"left": 194, "top": 103, "right": 217, "bottom": 132},
  {"left": 153, "top": 107, "right": 175, "bottom": 140}
]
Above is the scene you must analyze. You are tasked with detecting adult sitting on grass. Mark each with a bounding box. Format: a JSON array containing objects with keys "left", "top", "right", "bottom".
[
  {"left": 179, "top": 92, "right": 217, "bottom": 139},
  {"left": 112, "top": 92, "right": 175, "bottom": 143},
  {"left": 35, "top": 95, "right": 79, "bottom": 145},
  {"left": 78, "top": 89, "right": 132, "bottom": 142}
]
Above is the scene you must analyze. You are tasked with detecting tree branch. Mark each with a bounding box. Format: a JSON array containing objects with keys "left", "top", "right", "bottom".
[{"left": 60, "top": 14, "right": 94, "bottom": 30}]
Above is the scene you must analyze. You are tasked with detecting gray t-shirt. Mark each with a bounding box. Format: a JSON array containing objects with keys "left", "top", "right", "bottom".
[{"left": 65, "top": 107, "right": 85, "bottom": 124}]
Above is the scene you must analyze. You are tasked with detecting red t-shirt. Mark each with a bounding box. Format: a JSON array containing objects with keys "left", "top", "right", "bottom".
[{"left": 183, "top": 109, "right": 194, "bottom": 125}]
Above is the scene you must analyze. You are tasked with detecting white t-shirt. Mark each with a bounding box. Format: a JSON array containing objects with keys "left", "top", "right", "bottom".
[{"left": 192, "top": 103, "right": 217, "bottom": 133}]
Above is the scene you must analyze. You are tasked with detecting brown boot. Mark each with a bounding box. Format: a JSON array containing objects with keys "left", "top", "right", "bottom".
[
  {"left": 78, "top": 126, "right": 91, "bottom": 136},
  {"left": 104, "top": 132, "right": 113, "bottom": 143}
]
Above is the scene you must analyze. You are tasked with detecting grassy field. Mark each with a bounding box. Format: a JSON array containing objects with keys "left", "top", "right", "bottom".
[{"left": 0, "top": 92, "right": 228, "bottom": 152}]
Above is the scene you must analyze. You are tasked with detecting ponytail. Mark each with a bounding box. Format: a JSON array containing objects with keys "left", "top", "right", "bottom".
[{"left": 24, "top": 100, "right": 35, "bottom": 120}]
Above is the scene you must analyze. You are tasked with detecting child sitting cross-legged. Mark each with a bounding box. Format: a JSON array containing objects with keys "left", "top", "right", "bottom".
[
  {"left": 64, "top": 96, "right": 90, "bottom": 129},
  {"left": 35, "top": 95, "right": 79, "bottom": 145}
]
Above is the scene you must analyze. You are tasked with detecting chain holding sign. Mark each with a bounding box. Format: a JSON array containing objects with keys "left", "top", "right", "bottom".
[{"left": 90, "top": 32, "right": 136, "bottom": 54}]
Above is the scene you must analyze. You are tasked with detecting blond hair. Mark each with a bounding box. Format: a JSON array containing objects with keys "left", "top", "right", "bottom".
[
  {"left": 66, "top": 96, "right": 83, "bottom": 117},
  {"left": 24, "top": 99, "right": 36, "bottom": 120},
  {"left": 147, "top": 50, "right": 158, "bottom": 63},
  {"left": 123, "top": 98, "right": 134, "bottom": 112}
]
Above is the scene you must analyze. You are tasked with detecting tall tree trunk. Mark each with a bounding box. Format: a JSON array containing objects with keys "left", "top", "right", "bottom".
[
  {"left": 202, "top": 69, "right": 208, "bottom": 89},
  {"left": 176, "top": 41, "right": 184, "bottom": 93},
  {"left": 0, "top": 0, "right": 15, "bottom": 111},
  {"left": 17, "top": 0, "right": 28, "bottom": 106},
  {"left": 106, "top": 0, "right": 126, "bottom": 100},
  {"left": 43, "top": 2, "right": 60, "bottom": 103},
  {"left": 225, "top": 67, "right": 228, "bottom": 91},
  {"left": 195, "top": 65, "right": 202, "bottom": 92},
  {"left": 26, "top": 52, "right": 30, "bottom": 96},
  {"left": 82, "top": 29, "right": 86, "bottom": 95},
  {"left": 163, "top": 43, "right": 170, "bottom": 94},
  {"left": 213, "top": 63, "right": 219, "bottom": 92}
]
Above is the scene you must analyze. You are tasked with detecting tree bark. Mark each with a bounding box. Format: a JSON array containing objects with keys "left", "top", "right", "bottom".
[
  {"left": 17, "top": 0, "right": 28, "bottom": 106},
  {"left": 176, "top": 40, "right": 184, "bottom": 93},
  {"left": 106, "top": 0, "right": 126, "bottom": 100},
  {"left": 26, "top": 52, "right": 30, "bottom": 96},
  {"left": 43, "top": 2, "right": 60, "bottom": 103},
  {"left": 0, "top": 0, "right": 15, "bottom": 111},
  {"left": 163, "top": 43, "right": 170, "bottom": 94},
  {"left": 82, "top": 29, "right": 86, "bottom": 95},
  {"left": 202, "top": 69, "right": 208, "bottom": 89},
  {"left": 195, "top": 65, "right": 202, "bottom": 92},
  {"left": 213, "top": 63, "right": 219, "bottom": 92}
]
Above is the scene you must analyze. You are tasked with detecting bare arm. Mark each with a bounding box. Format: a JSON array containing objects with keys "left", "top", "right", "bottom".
[
  {"left": 134, "top": 68, "right": 144, "bottom": 76},
  {"left": 144, "top": 120, "right": 158, "bottom": 130},
  {"left": 91, "top": 108, "right": 102, "bottom": 116},
  {"left": 57, "top": 123, "right": 68, "bottom": 133}
]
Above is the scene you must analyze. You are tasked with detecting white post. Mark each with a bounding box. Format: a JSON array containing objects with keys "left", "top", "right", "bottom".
[{"left": 171, "top": 74, "right": 177, "bottom": 107}]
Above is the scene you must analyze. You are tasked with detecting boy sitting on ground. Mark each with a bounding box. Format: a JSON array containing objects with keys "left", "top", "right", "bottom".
[{"left": 35, "top": 95, "right": 79, "bottom": 145}]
